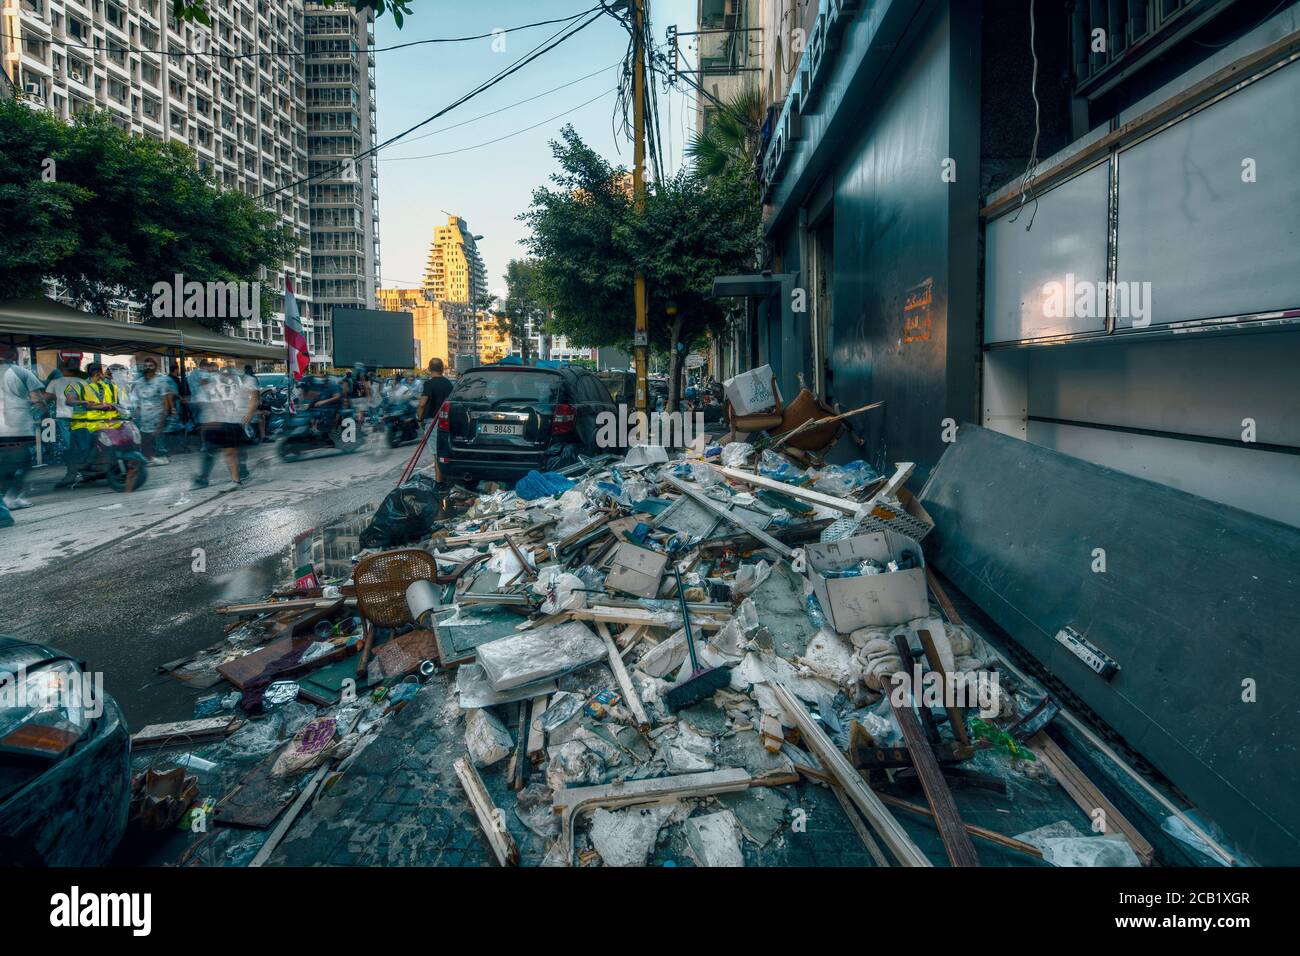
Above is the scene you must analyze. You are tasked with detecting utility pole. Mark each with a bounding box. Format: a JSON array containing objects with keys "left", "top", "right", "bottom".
[{"left": 632, "top": 0, "right": 649, "bottom": 416}]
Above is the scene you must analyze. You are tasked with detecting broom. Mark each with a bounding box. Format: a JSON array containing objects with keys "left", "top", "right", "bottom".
[{"left": 663, "top": 546, "right": 731, "bottom": 711}]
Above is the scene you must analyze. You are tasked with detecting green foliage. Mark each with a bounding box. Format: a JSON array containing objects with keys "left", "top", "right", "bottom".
[
  {"left": 686, "top": 85, "right": 767, "bottom": 179},
  {"left": 500, "top": 258, "right": 546, "bottom": 363},
  {"left": 519, "top": 125, "right": 761, "bottom": 356},
  {"left": 0, "top": 100, "right": 296, "bottom": 327}
]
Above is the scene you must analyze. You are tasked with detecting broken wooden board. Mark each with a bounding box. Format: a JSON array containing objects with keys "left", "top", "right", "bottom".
[
  {"left": 769, "top": 681, "right": 931, "bottom": 867},
  {"left": 454, "top": 756, "right": 519, "bottom": 866},
  {"left": 1027, "top": 731, "right": 1156, "bottom": 867},
  {"left": 131, "top": 716, "right": 241, "bottom": 749},
  {"left": 596, "top": 622, "right": 650, "bottom": 731},
  {"left": 663, "top": 475, "right": 794, "bottom": 559}
]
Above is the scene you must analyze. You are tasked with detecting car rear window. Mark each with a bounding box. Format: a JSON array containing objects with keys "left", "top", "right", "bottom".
[{"left": 453, "top": 370, "right": 564, "bottom": 404}]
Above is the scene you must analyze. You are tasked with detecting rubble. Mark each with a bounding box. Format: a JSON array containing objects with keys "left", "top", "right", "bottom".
[{"left": 134, "top": 437, "right": 1182, "bottom": 869}]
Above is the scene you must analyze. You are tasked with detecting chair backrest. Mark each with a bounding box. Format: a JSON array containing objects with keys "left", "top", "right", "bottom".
[{"left": 353, "top": 548, "right": 439, "bottom": 628}]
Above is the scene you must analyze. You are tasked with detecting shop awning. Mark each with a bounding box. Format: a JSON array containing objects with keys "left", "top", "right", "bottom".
[
  {"left": 143, "top": 314, "right": 286, "bottom": 362},
  {"left": 0, "top": 297, "right": 181, "bottom": 353}
]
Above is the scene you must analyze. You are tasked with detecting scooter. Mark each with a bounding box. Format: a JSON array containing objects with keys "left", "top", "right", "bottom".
[
  {"left": 75, "top": 418, "right": 149, "bottom": 492},
  {"left": 276, "top": 407, "right": 365, "bottom": 461},
  {"left": 382, "top": 397, "right": 420, "bottom": 448}
]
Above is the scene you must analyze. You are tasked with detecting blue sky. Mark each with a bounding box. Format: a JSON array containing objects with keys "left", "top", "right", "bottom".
[{"left": 372, "top": 0, "right": 699, "bottom": 298}]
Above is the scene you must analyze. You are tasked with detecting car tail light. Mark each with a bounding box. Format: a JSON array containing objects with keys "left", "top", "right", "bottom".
[
  {"left": 0, "top": 660, "right": 94, "bottom": 760},
  {"left": 436, "top": 402, "right": 451, "bottom": 432},
  {"left": 552, "top": 403, "right": 576, "bottom": 435}
]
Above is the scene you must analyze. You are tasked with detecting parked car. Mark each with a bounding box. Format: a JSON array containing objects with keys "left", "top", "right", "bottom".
[
  {"left": 435, "top": 364, "right": 619, "bottom": 485},
  {"left": 0, "top": 636, "right": 131, "bottom": 866}
]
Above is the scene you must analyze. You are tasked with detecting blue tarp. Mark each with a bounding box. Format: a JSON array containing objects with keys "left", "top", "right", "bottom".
[{"left": 515, "top": 470, "right": 575, "bottom": 500}]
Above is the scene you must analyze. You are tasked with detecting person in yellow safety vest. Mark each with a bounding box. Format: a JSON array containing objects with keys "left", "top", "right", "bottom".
[{"left": 57, "top": 362, "right": 123, "bottom": 487}]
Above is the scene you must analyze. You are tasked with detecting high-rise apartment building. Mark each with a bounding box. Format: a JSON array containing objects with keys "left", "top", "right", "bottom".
[
  {"left": 421, "top": 214, "right": 487, "bottom": 368},
  {"left": 1, "top": 0, "right": 380, "bottom": 366}
]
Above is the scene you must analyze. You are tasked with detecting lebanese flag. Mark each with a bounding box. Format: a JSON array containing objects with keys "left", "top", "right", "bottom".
[{"left": 284, "top": 275, "right": 310, "bottom": 381}]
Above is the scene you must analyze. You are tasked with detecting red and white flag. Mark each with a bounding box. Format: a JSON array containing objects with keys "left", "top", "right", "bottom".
[{"left": 283, "top": 275, "right": 310, "bottom": 381}]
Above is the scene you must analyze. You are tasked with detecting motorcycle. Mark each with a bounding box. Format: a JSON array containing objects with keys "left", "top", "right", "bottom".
[
  {"left": 382, "top": 397, "right": 420, "bottom": 448},
  {"left": 76, "top": 419, "right": 149, "bottom": 492},
  {"left": 259, "top": 386, "right": 291, "bottom": 440},
  {"left": 276, "top": 407, "right": 365, "bottom": 461}
]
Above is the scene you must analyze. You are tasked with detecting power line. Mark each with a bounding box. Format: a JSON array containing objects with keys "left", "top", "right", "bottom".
[
  {"left": 388, "top": 60, "right": 619, "bottom": 149},
  {"left": 380, "top": 87, "right": 617, "bottom": 161},
  {"left": 259, "top": 8, "right": 607, "bottom": 201},
  {"left": 0, "top": 6, "right": 602, "bottom": 61}
]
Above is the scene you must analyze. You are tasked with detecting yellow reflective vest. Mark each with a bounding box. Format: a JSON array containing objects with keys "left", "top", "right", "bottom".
[{"left": 67, "top": 380, "right": 122, "bottom": 432}]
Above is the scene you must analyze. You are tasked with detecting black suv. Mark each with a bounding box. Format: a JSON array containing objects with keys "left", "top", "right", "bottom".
[{"left": 434, "top": 364, "right": 620, "bottom": 484}]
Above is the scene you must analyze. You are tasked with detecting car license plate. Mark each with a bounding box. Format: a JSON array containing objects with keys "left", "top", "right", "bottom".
[{"left": 479, "top": 422, "right": 524, "bottom": 436}]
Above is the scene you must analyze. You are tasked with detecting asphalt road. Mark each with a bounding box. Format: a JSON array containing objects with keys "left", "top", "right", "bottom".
[{"left": 2, "top": 430, "right": 415, "bottom": 729}]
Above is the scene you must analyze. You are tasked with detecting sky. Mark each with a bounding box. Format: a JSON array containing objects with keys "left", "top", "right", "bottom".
[{"left": 372, "top": 0, "right": 700, "bottom": 299}]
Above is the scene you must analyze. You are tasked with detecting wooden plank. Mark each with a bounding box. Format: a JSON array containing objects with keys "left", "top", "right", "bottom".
[
  {"left": 131, "top": 716, "right": 240, "bottom": 749},
  {"left": 1027, "top": 731, "right": 1156, "bottom": 867},
  {"left": 526, "top": 694, "right": 549, "bottom": 765},
  {"left": 830, "top": 784, "right": 891, "bottom": 867},
  {"left": 874, "top": 791, "right": 1043, "bottom": 860},
  {"left": 712, "top": 465, "right": 864, "bottom": 515},
  {"left": 249, "top": 762, "right": 330, "bottom": 867},
  {"left": 454, "top": 756, "right": 519, "bottom": 867},
  {"left": 888, "top": 634, "right": 980, "bottom": 867},
  {"left": 569, "top": 606, "right": 726, "bottom": 631},
  {"left": 916, "top": 627, "right": 972, "bottom": 752},
  {"left": 596, "top": 622, "right": 650, "bottom": 731},
  {"left": 768, "top": 681, "right": 931, "bottom": 867},
  {"left": 662, "top": 474, "right": 794, "bottom": 559}
]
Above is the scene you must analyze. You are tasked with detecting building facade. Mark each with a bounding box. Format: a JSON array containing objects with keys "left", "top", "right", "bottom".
[
  {"left": 1, "top": 0, "right": 379, "bottom": 365},
  {"left": 421, "top": 214, "right": 487, "bottom": 368},
  {"left": 376, "top": 286, "right": 446, "bottom": 370}
]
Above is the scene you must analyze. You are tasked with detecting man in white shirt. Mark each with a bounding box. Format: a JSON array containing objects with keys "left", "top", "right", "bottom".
[{"left": 0, "top": 343, "right": 50, "bottom": 524}]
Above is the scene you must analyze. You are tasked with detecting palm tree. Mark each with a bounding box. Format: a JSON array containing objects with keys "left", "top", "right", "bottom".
[{"left": 686, "top": 85, "right": 767, "bottom": 179}]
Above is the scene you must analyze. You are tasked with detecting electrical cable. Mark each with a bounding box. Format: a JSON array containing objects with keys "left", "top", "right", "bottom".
[
  {"left": 385, "top": 60, "right": 619, "bottom": 149},
  {"left": 1008, "top": 0, "right": 1041, "bottom": 231},
  {"left": 257, "top": 8, "right": 606, "bottom": 200},
  {"left": 379, "top": 87, "right": 616, "bottom": 161}
]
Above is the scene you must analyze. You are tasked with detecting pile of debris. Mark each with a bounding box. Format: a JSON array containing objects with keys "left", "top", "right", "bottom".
[{"left": 135, "top": 439, "right": 1202, "bottom": 868}]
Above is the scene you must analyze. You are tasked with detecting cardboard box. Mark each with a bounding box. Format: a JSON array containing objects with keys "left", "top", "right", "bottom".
[
  {"left": 803, "top": 530, "right": 928, "bottom": 633},
  {"left": 723, "top": 364, "right": 781, "bottom": 416},
  {"left": 605, "top": 541, "right": 669, "bottom": 598}
]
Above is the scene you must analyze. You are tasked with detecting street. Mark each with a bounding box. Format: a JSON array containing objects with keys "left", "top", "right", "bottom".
[{"left": 2, "top": 433, "right": 412, "bottom": 728}]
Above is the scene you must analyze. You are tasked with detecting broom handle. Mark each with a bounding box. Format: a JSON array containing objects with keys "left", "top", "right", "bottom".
[
  {"left": 399, "top": 420, "right": 436, "bottom": 486},
  {"left": 671, "top": 561, "right": 701, "bottom": 672}
]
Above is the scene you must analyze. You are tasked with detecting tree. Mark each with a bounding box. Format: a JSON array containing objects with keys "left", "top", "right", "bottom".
[
  {"left": 686, "top": 85, "right": 767, "bottom": 179},
  {"left": 501, "top": 258, "right": 547, "bottom": 365},
  {"left": 520, "top": 125, "right": 761, "bottom": 412},
  {"left": 0, "top": 101, "right": 297, "bottom": 326}
]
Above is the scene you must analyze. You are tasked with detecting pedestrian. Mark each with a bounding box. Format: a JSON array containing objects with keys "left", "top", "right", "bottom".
[
  {"left": 0, "top": 343, "right": 49, "bottom": 525},
  {"left": 243, "top": 364, "right": 267, "bottom": 441},
  {"left": 192, "top": 364, "right": 259, "bottom": 488},
  {"left": 45, "top": 355, "right": 87, "bottom": 474},
  {"left": 130, "top": 358, "right": 177, "bottom": 465},
  {"left": 417, "top": 357, "right": 453, "bottom": 424},
  {"left": 61, "top": 362, "right": 123, "bottom": 488}
]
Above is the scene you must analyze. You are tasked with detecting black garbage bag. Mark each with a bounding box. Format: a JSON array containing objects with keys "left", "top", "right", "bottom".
[{"left": 360, "top": 474, "right": 443, "bottom": 549}]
